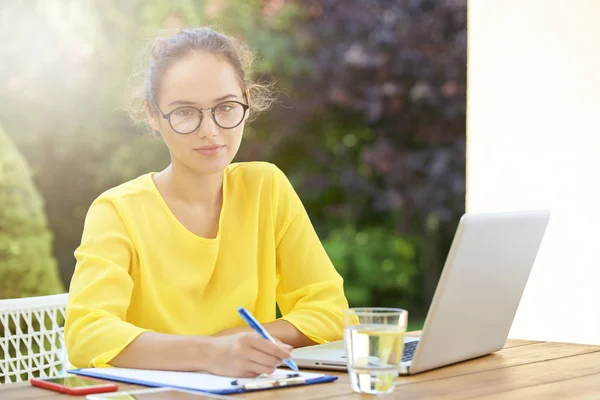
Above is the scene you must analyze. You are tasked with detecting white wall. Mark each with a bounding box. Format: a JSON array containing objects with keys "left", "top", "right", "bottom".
[{"left": 467, "top": 0, "right": 600, "bottom": 345}]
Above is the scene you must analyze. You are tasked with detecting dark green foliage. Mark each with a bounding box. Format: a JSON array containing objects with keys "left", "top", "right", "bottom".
[
  {"left": 0, "top": 123, "right": 63, "bottom": 299},
  {"left": 261, "top": 0, "right": 467, "bottom": 313},
  {"left": 268, "top": 0, "right": 467, "bottom": 231},
  {"left": 323, "top": 225, "right": 419, "bottom": 308}
]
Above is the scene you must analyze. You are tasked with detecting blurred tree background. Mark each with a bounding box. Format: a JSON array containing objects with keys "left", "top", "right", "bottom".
[
  {"left": 0, "top": 0, "right": 466, "bottom": 324},
  {"left": 0, "top": 123, "right": 64, "bottom": 297}
]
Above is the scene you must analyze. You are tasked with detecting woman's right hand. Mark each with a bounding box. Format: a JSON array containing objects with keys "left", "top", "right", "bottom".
[{"left": 206, "top": 332, "right": 293, "bottom": 377}]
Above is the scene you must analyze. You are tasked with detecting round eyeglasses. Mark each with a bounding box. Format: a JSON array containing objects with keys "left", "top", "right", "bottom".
[{"left": 152, "top": 100, "right": 249, "bottom": 134}]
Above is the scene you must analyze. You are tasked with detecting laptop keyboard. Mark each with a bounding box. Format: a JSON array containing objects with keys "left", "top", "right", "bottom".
[{"left": 402, "top": 340, "right": 419, "bottom": 362}]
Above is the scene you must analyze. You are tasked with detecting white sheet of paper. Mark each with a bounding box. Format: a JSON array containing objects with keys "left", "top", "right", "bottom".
[{"left": 76, "top": 368, "right": 326, "bottom": 392}]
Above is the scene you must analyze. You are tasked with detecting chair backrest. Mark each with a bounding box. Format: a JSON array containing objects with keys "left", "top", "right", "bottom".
[{"left": 0, "top": 293, "right": 69, "bottom": 384}]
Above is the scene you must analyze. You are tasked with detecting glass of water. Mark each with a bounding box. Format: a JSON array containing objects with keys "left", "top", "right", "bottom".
[{"left": 343, "top": 307, "right": 408, "bottom": 395}]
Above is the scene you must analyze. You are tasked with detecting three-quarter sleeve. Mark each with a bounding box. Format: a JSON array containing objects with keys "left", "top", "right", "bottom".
[
  {"left": 272, "top": 166, "right": 349, "bottom": 344},
  {"left": 64, "top": 197, "right": 151, "bottom": 368}
]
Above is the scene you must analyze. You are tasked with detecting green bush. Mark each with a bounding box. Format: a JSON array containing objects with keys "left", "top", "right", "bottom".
[
  {"left": 0, "top": 123, "right": 63, "bottom": 299},
  {"left": 323, "top": 225, "right": 419, "bottom": 309}
]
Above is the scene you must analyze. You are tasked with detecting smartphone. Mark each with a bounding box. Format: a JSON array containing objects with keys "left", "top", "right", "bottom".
[
  {"left": 86, "top": 387, "right": 237, "bottom": 400},
  {"left": 30, "top": 375, "right": 118, "bottom": 395}
]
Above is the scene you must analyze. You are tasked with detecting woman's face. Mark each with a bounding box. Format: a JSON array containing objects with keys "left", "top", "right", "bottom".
[{"left": 149, "top": 51, "right": 246, "bottom": 176}]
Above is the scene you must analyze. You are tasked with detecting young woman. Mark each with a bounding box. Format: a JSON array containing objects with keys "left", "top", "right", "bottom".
[{"left": 64, "top": 27, "right": 348, "bottom": 378}]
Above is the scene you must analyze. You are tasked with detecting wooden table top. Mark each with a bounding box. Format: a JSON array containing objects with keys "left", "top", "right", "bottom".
[{"left": 2, "top": 331, "right": 600, "bottom": 399}]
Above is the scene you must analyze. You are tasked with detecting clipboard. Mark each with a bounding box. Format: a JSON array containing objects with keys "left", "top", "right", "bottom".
[{"left": 67, "top": 367, "right": 338, "bottom": 395}]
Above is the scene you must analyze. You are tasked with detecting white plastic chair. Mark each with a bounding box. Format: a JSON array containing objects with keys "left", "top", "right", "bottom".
[{"left": 0, "top": 293, "right": 69, "bottom": 384}]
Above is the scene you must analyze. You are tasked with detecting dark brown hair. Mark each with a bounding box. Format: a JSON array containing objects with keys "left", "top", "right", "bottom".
[{"left": 125, "top": 27, "right": 275, "bottom": 131}]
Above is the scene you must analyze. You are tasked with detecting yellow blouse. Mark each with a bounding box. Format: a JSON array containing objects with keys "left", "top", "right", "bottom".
[{"left": 64, "top": 162, "right": 348, "bottom": 368}]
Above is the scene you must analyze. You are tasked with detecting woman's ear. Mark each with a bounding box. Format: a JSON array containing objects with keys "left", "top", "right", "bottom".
[
  {"left": 145, "top": 100, "right": 162, "bottom": 134},
  {"left": 244, "top": 89, "right": 251, "bottom": 122}
]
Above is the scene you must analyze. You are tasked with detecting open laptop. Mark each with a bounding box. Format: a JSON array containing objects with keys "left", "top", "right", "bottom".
[{"left": 292, "top": 209, "right": 550, "bottom": 375}]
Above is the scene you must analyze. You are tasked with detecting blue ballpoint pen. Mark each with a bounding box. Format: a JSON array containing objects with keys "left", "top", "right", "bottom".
[{"left": 237, "top": 307, "right": 299, "bottom": 371}]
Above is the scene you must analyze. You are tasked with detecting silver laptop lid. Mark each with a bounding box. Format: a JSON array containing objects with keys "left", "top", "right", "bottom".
[{"left": 409, "top": 210, "right": 550, "bottom": 374}]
